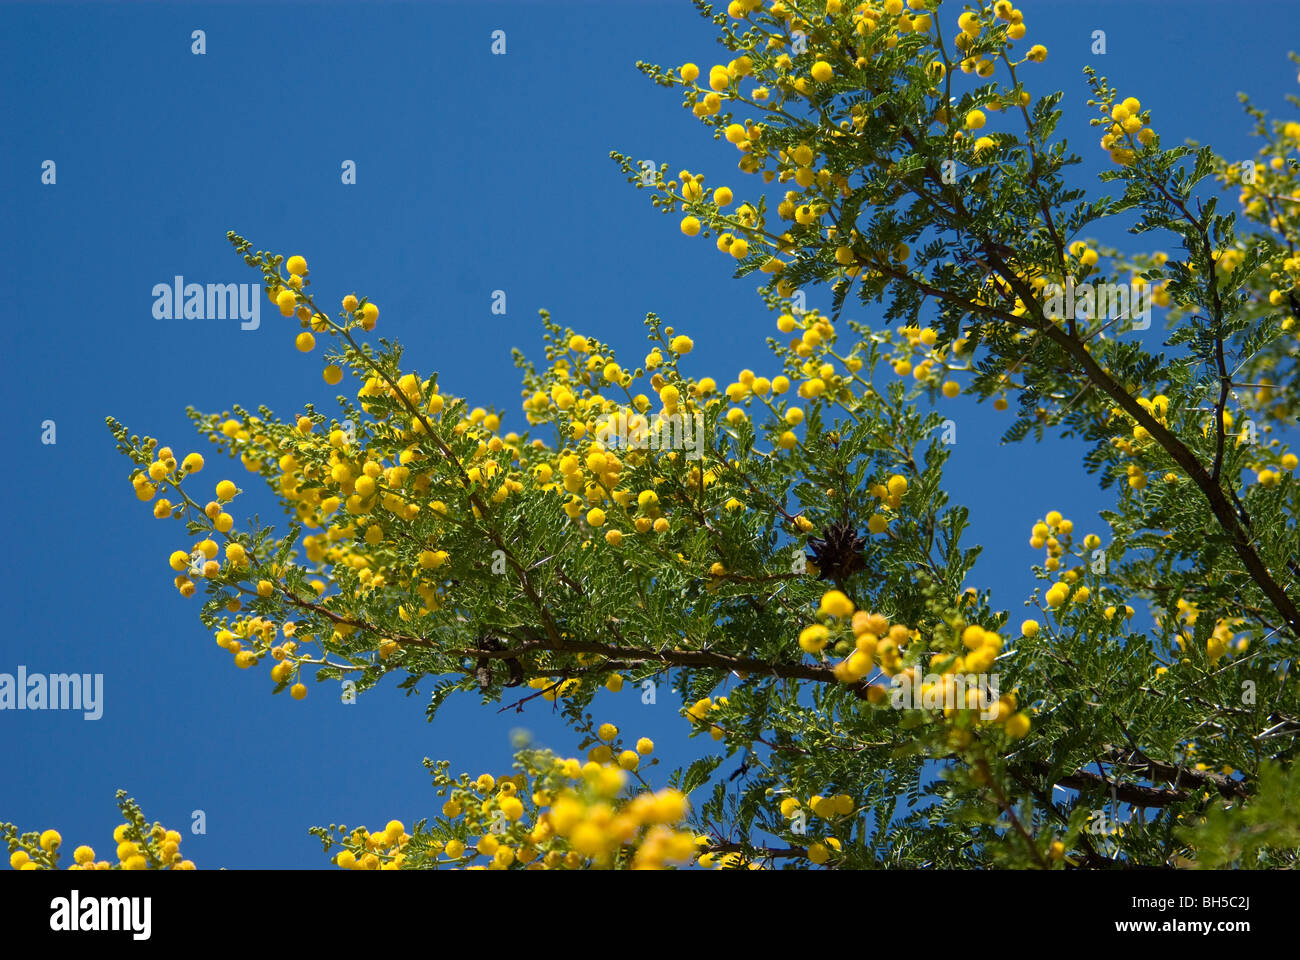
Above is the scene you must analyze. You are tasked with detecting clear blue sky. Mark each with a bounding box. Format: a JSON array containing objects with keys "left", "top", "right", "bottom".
[{"left": 2, "top": 1, "right": 1297, "bottom": 868}]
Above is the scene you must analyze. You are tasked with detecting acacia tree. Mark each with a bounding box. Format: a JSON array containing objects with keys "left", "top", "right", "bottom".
[{"left": 7, "top": 0, "right": 1300, "bottom": 870}]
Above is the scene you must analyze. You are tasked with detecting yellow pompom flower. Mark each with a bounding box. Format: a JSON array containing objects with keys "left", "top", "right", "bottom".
[
  {"left": 500, "top": 797, "right": 524, "bottom": 821},
  {"left": 799, "top": 624, "right": 829, "bottom": 653},
  {"left": 276, "top": 288, "right": 297, "bottom": 315},
  {"left": 819, "top": 589, "right": 855, "bottom": 619}
]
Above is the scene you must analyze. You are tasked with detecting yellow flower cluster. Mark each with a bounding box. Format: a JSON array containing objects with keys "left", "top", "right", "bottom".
[
  {"left": 1027, "top": 509, "right": 1098, "bottom": 574},
  {"left": 1224, "top": 120, "right": 1300, "bottom": 260},
  {"left": 886, "top": 613, "right": 1030, "bottom": 743},
  {"left": 126, "top": 237, "right": 901, "bottom": 706},
  {"left": 955, "top": 3, "right": 1038, "bottom": 74},
  {"left": 1162, "top": 601, "right": 1248, "bottom": 668},
  {"left": 771, "top": 792, "right": 859, "bottom": 866},
  {"left": 214, "top": 617, "right": 311, "bottom": 698},
  {"left": 884, "top": 325, "right": 969, "bottom": 399},
  {"left": 1043, "top": 578, "right": 1082, "bottom": 610},
  {"left": 266, "top": 254, "right": 380, "bottom": 354},
  {"left": 1106, "top": 394, "right": 1174, "bottom": 490},
  {"left": 334, "top": 738, "right": 697, "bottom": 870},
  {"left": 334, "top": 820, "right": 412, "bottom": 871},
  {"left": 1023, "top": 510, "right": 1113, "bottom": 624},
  {"left": 1256, "top": 453, "right": 1298, "bottom": 488},
  {"left": 1097, "top": 95, "right": 1155, "bottom": 166},
  {"left": 862, "top": 472, "right": 909, "bottom": 534},
  {"left": 685, "top": 694, "right": 731, "bottom": 740},
  {"left": 8, "top": 821, "right": 194, "bottom": 871},
  {"left": 666, "top": 0, "right": 1048, "bottom": 285},
  {"left": 797, "top": 587, "right": 907, "bottom": 691}
]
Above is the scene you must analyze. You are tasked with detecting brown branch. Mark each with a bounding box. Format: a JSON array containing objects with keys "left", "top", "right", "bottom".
[
  {"left": 1028, "top": 749, "right": 1247, "bottom": 809},
  {"left": 463, "top": 637, "right": 849, "bottom": 688}
]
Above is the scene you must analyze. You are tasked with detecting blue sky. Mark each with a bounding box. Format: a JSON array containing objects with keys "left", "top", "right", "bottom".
[{"left": 2, "top": 0, "right": 1297, "bottom": 868}]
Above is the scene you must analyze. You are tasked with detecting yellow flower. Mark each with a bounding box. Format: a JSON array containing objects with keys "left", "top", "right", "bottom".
[
  {"left": 276, "top": 288, "right": 297, "bottom": 315},
  {"left": 819, "top": 589, "right": 855, "bottom": 619},
  {"left": 799, "top": 624, "right": 829, "bottom": 653},
  {"left": 500, "top": 797, "right": 524, "bottom": 821}
]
